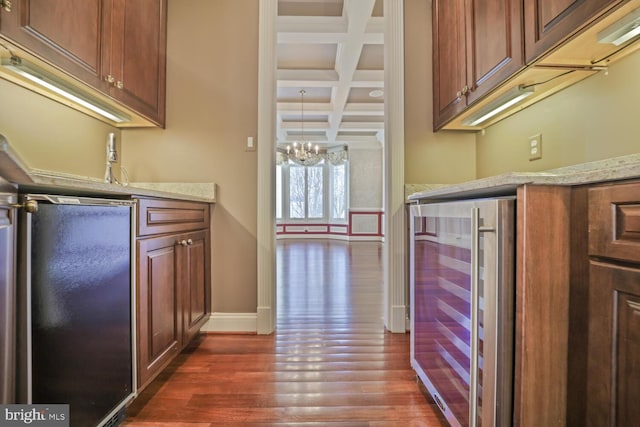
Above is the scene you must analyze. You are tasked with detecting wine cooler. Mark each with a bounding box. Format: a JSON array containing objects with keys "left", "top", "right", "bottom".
[{"left": 409, "top": 197, "right": 515, "bottom": 427}]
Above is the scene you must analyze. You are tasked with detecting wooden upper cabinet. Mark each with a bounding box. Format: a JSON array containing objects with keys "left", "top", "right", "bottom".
[
  {"left": 433, "top": 0, "right": 524, "bottom": 130},
  {"left": 524, "top": 0, "right": 621, "bottom": 63},
  {"left": 433, "top": 0, "right": 467, "bottom": 130},
  {"left": 104, "top": 0, "right": 167, "bottom": 126},
  {"left": 0, "top": 0, "right": 167, "bottom": 126},
  {"left": 465, "top": 0, "right": 524, "bottom": 105},
  {"left": 0, "top": 0, "right": 111, "bottom": 92}
]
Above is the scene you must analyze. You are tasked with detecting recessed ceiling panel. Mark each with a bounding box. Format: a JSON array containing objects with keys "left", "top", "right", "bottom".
[
  {"left": 341, "top": 115, "right": 383, "bottom": 123},
  {"left": 372, "top": 0, "right": 383, "bottom": 17},
  {"left": 347, "top": 87, "right": 385, "bottom": 104},
  {"left": 278, "top": 0, "right": 344, "bottom": 17},
  {"left": 357, "top": 44, "right": 384, "bottom": 70},
  {"left": 282, "top": 114, "right": 328, "bottom": 122},
  {"left": 277, "top": 86, "right": 332, "bottom": 102},
  {"left": 277, "top": 43, "right": 337, "bottom": 69}
]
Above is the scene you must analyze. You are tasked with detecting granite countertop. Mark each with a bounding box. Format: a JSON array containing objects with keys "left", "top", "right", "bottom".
[
  {"left": 0, "top": 135, "right": 216, "bottom": 203},
  {"left": 408, "top": 153, "right": 640, "bottom": 202}
]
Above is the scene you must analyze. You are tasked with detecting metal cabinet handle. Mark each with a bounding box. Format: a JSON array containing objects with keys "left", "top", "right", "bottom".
[
  {"left": 105, "top": 75, "right": 115, "bottom": 84},
  {"left": 177, "top": 240, "right": 188, "bottom": 247},
  {"left": 457, "top": 85, "right": 470, "bottom": 98},
  {"left": 1, "top": 0, "right": 13, "bottom": 12},
  {"left": 186, "top": 239, "right": 193, "bottom": 245},
  {"left": 115, "top": 81, "right": 124, "bottom": 89}
]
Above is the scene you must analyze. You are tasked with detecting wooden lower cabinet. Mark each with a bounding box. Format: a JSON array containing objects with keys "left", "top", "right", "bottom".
[
  {"left": 586, "top": 180, "right": 640, "bottom": 427},
  {"left": 135, "top": 198, "right": 211, "bottom": 391},
  {"left": 180, "top": 230, "right": 209, "bottom": 345},
  {"left": 587, "top": 262, "right": 640, "bottom": 426},
  {"left": 137, "top": 234, "right": 181, "bottom": 389}
]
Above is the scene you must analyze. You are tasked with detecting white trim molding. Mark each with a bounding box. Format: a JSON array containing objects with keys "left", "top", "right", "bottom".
[
  {"left": 383, "top": 0, "right": 406, "bottom": 333},
  {"left": 201, "top": 313, "right": 258, "bottom": 333},
  {"left": 256, "top": 0, "right": 278, "bottom": 335}
]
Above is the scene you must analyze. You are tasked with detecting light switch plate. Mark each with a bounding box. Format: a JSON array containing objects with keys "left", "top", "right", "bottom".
[
  {"left": 245, "top": 136, "right": 256, "bottom": 152},
  {"left": 528, "top": 133, "right": 542, "bottom": 161}
]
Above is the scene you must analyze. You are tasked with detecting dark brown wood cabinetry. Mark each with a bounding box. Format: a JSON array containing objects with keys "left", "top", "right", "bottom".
[
  {"left": 586, "top": 181, "right": 640, "bottom": 427},
  {"left": 0, "top": 189, "right": 17, "bottom": 404},
  {"left": 0, "top": 0, "right": 166, "bottom": 126},
  {"left": 135, "top": 197, "right": 211, "bottom": 391},
  {"left": 523, "top": 0, "right": 621, "bottom": 63},
  {"left": 433, "top": 0, "right": 524, "bottom": 130}
]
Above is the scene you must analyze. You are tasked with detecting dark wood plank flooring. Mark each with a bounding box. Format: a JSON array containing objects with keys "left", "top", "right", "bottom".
[{"left": 124, "top": 240, "right": 447, "bottom": 426}]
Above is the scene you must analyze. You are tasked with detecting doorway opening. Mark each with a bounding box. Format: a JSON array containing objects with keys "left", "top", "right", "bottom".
[{"left": 257, "top": 0, "right": 406, "bottom": 334}]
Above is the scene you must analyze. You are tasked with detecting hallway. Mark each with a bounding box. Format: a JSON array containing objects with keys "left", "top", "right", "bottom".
[{"left": 124, "top": 240, "right": 446, "bottom": 426}]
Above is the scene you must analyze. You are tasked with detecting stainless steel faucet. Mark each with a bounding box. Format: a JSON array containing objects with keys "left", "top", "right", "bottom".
[{"left": 104, "top": 132, "right": 119, "bottom": 184}]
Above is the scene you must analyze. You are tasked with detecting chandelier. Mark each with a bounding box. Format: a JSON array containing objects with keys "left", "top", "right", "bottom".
[{"left": 286, "top": 89, "right": 320, "bottom": 165}]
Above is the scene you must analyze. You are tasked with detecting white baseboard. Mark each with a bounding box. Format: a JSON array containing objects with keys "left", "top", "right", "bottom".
[{"left": 201, "top": 312, "right": 257, "bottom": 333}]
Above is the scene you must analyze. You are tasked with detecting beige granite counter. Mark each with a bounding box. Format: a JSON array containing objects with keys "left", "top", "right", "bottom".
[
  {"left": 408, "top": 153, "right": 640, "bottom": 202},
  {"left": 0, "top": 135, "right": 216, "bottom": 203}
]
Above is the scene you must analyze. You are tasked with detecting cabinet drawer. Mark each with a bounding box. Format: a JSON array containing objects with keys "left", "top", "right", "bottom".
[
  {"left": 589, "top": 181, "right": 640, "bottom": 263},
  {"left": 136, "top": 197, "right": 210, "bottom": 237}
]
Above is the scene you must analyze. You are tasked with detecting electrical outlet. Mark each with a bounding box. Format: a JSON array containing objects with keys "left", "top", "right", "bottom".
[{"left": 528, "top": 133, "right": 542, "bottom": 161}]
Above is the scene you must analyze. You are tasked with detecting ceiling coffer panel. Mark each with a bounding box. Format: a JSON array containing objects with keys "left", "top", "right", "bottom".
[{"left": 276, "top": 0, "right": 384, "bottom": 146}]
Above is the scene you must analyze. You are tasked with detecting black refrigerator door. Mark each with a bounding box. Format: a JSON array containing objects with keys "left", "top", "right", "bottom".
[{"left": 29, "top": 202, "right": 132, "bottom": 427}]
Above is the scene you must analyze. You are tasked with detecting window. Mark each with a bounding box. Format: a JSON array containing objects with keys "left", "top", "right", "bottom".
[{"left": 276, "top": 159, "right": 348, "bottom": 223}]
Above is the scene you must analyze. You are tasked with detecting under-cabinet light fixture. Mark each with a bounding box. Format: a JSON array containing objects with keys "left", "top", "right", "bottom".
[
  {"left": 1, "top": 56, "right": 131, "bottom": 123},
  {"left": 597, "top": 8, "right": 640, "bottom": 46},
  {"left": 462, "top": 85, "right": 535, "bottom": 127}
]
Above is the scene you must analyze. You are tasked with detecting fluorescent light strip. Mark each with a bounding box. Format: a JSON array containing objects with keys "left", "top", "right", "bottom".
[
  {"left": 463, "top": 85, "right": 534, "bottom": 127},
  {"left": 2, "top": 57, "right": 130, "bottom": 123},
  {"left": 597, "top": 8, "right": 640, "bottom": 46}
]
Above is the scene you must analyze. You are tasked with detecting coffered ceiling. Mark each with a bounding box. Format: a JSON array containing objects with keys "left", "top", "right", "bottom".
[{"left": 276, "top": 0, "right": 384, "bottom": 148}]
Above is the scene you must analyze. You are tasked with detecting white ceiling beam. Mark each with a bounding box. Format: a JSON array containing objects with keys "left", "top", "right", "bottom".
[
  {"left": 277, "top": 16, "right": 383, "bottom": 44},
  {"left": 277, "top": 102, "right": 333, "bottom": 114},
  {"left": 326, "top": 0, "right": 377, "bottom": 143},
  {"left": 276, "top": 69, "right": 383, "bottom": 88},
  {"left": 339, "top": 122, "right": 384, "bottom": 131},
  {"left": 343, "top": 103, "right": 384, "bottom": 116},
  {"left": 277, "top": 69, "right": 339, "bottom": 87},
  {"left": 280, "top": 121, "right": 330, "bottom": 130}
]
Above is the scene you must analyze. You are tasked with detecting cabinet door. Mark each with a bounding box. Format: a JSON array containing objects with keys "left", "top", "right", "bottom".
[
  {"left": 180, "top": 230, "right": 210, "bottom": 345},
  {"left": 107, "top": 0, "right": 166, "bottom": 126},
  {"left": 0, "top": 194, "right": 16, "bottom": 404},
  {"left": 465, "top": 0, "right": 524, "bottom": 105},
  {"left": 433, "top": 0, "right": 467, "bottom": 130},
  {"left": 0, "top": 0, "right": 111, "bottom": 92},
  {"left": 137, "top": 234, "right": 181, "bottom": 389},
  {"left": 587, "top": 261, "right": 640, "bottom": 426},
  {"left": 524, "top": 0, "right": 620, "bottom": 63}
]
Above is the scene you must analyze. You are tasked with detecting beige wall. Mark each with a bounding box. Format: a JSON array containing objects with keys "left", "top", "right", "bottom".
[
  {"left": 0, "top": 0, "right": 259, "bottom": 315},
  {"left": 0, "top": 78, "right": 119, "bottom": 178},
  {"left": 403, "top": 0, "right": 477, "bottom": 185},
  {"left": 122, "top": 0, "right": 259, "bottom": 313},
  {"left": 476, "top": 41, "right": 640, "bottom": 177}
]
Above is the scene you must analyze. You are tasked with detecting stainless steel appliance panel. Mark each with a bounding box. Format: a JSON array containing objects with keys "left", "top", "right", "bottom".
[{"left": 410, "top": 198, "right": 514, "bottom": 427}]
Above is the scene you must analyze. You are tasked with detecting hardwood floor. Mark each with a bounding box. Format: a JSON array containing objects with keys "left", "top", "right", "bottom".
[{"left": 124, "top": 240, "right": 447, "bottom": 426}]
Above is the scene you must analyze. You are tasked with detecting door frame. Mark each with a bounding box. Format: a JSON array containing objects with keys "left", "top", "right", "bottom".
[{"left": 256, "top": 0, "right": 406, "bottom": 334}]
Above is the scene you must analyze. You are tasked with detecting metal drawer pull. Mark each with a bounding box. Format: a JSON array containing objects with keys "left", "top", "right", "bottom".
[{"left": 1, "top": 0, "right": 13, "bottom": 12}]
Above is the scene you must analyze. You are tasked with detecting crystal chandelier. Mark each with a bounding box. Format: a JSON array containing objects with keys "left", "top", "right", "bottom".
[{"left": 286, "top": 89, "right": 319, "bottom": 164}]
